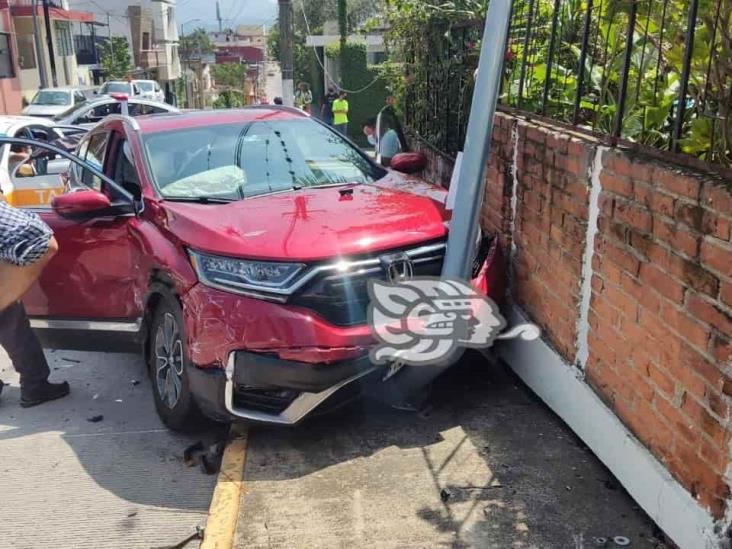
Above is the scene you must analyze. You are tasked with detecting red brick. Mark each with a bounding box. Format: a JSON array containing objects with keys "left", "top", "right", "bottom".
[
  {"left": 638, "top": 263, "right": 685, "bottom": 303},
  {"left": 700, "top": 238, "right": 732, "bottom": 277},
  {"left": 660, "top": 301, "right": 711, "bottom": 350},
  {"left": 707, "top": 389, "right": 731, "bottom": 421},
  {"left": 665, "top": 253, "right": 719, "bottom": 298},
  {"left": 655, "top": 394, "right": 699, "bottom": 444},
  {"left": 687, "top": 294, "right": 732, "bottom": 338},
  {"left": 601, "top": 172, "right": 633, "bottom": 197},
  {"left": 603, "top": 282, "right": 638, "bottom": 321},
  {"left": 675, "top": 202, "right": 705, "bottom": 232},
  {"left": 649, "top": 192, "right": 675, "bottom": 217},
  {"left": 647, "top": 363, "right": 675, "bottom": 396},
  {"left": 588, "top": 330, "right": 617, "bottom": 367},
  {"left": 653, "top": 217, "right": 700, "bottom": 258},
  {"left": 712, "top": 335, "right": 732, "bottom": 364},
  {"left": 721, "top": 280, "right": 732, "bottom": 309},
  {"left": 615, "top": 199, "right": 653, "bottom": 233},
  {"left": 701, "top": 182, "right": 732, "bottom": 213},
  {"left": 654, "top": 169, "right": 702, "bottom": 200},
  {"left": 702, "top": 210, "right": 732, "bottom": 241},
  {"left": 604, "top": 240, "right": 641, "bottom": 276},
  {"left": 700, "top": 438, "right": 728, "bottom": 473},
  {"left": 700, "top": 407, "right": 730, "bottom": 448}
]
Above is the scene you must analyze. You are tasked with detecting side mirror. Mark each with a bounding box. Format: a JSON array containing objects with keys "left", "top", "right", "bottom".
[
  {"left": 52, "top": 189, "right": 111, "bottom": 218},
  {"left": 389, "top": 152, "right": 427, "bottom": 174}
]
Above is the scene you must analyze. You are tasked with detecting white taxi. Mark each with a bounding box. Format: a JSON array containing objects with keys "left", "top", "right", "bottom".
[{"left": 0, "top": 116, "right": 70, "bottom": 207}]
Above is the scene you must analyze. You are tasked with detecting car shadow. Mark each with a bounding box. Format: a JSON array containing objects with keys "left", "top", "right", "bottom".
[{"left": 239, "top": 349, "right": 658, "bottom": 548}]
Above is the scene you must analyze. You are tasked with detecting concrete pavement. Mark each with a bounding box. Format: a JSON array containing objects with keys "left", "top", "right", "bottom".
[
  {"left": 0, "top": 349, "right": 224, "bottom": 549},
  {"left": 236, "top": 352, "right": 660, "bottom": 548}
]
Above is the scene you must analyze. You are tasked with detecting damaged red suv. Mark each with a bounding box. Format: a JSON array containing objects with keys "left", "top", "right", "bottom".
[{"left": 9, "top": 107, "right": 505, "bottom": 429}]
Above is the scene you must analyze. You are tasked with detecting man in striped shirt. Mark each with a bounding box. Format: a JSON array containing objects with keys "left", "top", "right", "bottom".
[{"left": 0, "top": 197, "right": 70, "bottom": 407}]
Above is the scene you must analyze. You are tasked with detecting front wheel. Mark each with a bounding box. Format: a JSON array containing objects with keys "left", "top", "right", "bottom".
[{"left": 149, "top": 294, "right": 203, "bottom": 431}]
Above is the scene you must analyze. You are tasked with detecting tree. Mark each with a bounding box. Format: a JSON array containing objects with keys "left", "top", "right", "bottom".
[
  {"left": 338, "top": 0, "right": 348, "bottom": 74},
  {"left": 100, "top": 37, "right": 132, "bottom": 79},
  {"left": 180, "top": 27, "right": 215, "bottom": 58},
  {"left": 211, "top": 62, "right": 248, "bottom": 89}
]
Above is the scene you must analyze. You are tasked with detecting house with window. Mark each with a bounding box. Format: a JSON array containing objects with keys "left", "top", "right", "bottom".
[{"left": 7, "top": 0, "right": 93, "bottom": 103}]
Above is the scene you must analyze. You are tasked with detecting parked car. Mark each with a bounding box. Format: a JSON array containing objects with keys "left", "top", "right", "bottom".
[
  {"left": 133, "top": 79, "right": 165, "bottom": 103},
  {"left": 5, "top": 107, "right": 506, "bottom": 430},
  {"left": 22, "top": 87, "right": 88, "bottom": 118},
  {"left": 0, "top": 116, "right": 79, "bottom": 207},
  {"left": 96, "top": 80, "right": 143, "bottom": 98},
  {"left": 54, "top": 97, "right": 179, "bottom": 128}
]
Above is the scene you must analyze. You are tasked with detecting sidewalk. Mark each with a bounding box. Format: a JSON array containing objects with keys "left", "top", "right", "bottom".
[{"left": 235, "top": 353, "right": 659, "bottom": 548}]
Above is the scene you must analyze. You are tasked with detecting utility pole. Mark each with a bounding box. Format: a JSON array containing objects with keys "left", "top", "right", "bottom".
[
  {"left": 31, "top": 0, "right": 48, "bottom": 88},
  {"left": 278, "top": 0, "right": 294, "bottom": 106},
  {"left": 41, "top": 0, "right": 58, "bottom": 87},
  {"left": 216, "top": 1, "right": 222, "bottom": 32}
]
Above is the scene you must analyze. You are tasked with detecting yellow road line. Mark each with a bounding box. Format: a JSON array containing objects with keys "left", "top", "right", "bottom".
[{"left": 201, "top": 423, "right": 249, "bottom": 549}]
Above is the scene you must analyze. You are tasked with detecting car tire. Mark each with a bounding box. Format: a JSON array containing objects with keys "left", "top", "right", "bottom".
[{"left": 148, "top": 292, "right": 203, "bottom": 431}]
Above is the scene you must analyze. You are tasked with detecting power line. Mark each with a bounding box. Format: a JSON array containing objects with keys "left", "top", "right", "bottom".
[{"left": 299, "top": 1, "right": 382, "bottom": 95}]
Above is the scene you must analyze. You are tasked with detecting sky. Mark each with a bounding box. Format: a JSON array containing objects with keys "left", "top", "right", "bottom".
[{"left": 176, "top": 0, "right": 278, "bottom": 29}]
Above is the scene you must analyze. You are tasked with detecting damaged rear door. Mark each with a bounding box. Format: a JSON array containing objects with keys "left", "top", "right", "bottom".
[{"left": 2, "top": 132, "right": 146, "bottom": 351}]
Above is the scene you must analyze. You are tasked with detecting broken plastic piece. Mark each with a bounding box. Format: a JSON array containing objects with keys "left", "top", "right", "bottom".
[
  {"left": 440, "top": 488, "right": 452, "bottom": 502},
  {"left": 87, "top": 415, "right": 103, "bottom": 423}
]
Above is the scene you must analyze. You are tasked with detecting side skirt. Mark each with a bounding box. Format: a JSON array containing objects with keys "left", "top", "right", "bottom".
[{"left": 30, "top": 318, "right": 144, "bottom": 353}]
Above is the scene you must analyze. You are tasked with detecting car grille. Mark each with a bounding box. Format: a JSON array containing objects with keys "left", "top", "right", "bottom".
[{"left": 289, "top": 240, "right": 446, "bottom": 327}]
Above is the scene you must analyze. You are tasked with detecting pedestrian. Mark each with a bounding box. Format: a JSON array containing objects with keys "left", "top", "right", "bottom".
[
  {"left": 332, "top": 91, "right": 349, "bottom": 136},
  {"left": 362, "top": 117, "right": 402, "bottom": 167},
  {"left": 320, "top": 86, "right": 338, "bottom": 125},
  {"left": 0, "top": 196, "right": 69, "bottom": 407},
  {"left": 294, "top": 82, "right": 313, "bottom": 113},
  {"left": 273, "top": 96, "right": 283, "bottom": 105}
]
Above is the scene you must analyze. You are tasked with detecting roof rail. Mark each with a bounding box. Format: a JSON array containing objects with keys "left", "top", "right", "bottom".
[{"left": 246, "top": 105, "right": 309, "bottom": 117}]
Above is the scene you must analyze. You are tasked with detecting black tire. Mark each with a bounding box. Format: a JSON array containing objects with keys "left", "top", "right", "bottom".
[{"left": 148, "top": 291, "right": 203, "bottom": 431}]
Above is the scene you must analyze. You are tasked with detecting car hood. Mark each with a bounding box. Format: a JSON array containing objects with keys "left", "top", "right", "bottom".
[
  {"left": 161, "top": 176, "right": 450, "bottom": 261},
  {"left": 22, "top": 104, "right": 69, "bottom": 117}
]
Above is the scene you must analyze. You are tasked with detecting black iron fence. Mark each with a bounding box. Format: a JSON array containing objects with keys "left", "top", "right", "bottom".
[{"left": 403, "top": 0, "right": 731, "bottom": 168}]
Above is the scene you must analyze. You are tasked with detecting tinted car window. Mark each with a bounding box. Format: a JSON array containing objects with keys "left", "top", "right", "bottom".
[
  {"left": 100, "top": 82, "right": 132, "bottom": 95},
  {"left": 81, "top": 132, "right": 109, "bottom": 190},
  {"left": 143, "top": 118, "right": 382, "bottom": 199}
]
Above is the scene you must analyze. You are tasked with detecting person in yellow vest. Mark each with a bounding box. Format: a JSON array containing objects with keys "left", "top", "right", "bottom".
[{"left": 332, "top": 91, "right": 349, "bottom": 136}]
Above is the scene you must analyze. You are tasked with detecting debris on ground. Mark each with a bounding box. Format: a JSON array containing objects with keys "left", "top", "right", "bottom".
[
  {"left": 453, "top": 484, "right": 503, "bottom": 490},
  {"left": 127, "top": 511, "right": 137, "bottom": 518},
  {"left": 86, "top": 415, "right": 103, "bottom": 423},
  {"left": 613, "top": 536, "right": 630, "bottom": 546},
  {"left": 131, "top": 379, "right": 140, "bottom": 386},
  {"left": 183, "top": 441, "right": 204, "bottom": 467},
  {"left": 60, "top": 357, "right": 81, "bottom": 364},
  {"left": 593, "top": 537, "right": 608, "bottom": 546},
  {"left": 152, "top": 525, "right": 204, "bottom": 549},
  {"left": 440, "top": 488, "right": 452, "bottom": 502},
  {"left": 92, "top": 393, "right": 99, "bottom": 400}
]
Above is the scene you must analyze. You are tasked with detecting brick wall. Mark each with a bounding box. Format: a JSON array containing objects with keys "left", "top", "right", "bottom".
[{"left": 412, "top": 112, "right": 732, "bottom": 520}]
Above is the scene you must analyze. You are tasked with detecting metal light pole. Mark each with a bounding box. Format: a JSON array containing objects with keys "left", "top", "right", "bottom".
[
  {"left": 41, "top": 0, "right": 57, "bottom": 87},
  {"left": 180, "top": 18, "right": 202, "bottom": 108},
  {"left": 278, "top": 0, "right": 294, "bottom": 106},
  {"left": 441, "top": 0, "right": 513, "bottom": 280},
  {"left": 382, "top": 0, "right": 514, "bottom": 406}
]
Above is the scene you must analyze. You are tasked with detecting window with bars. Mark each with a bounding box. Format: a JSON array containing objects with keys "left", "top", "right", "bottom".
[
  {"left": 54, "top": 21, "right": 73, "bottom": 57},
  {"left": 0, "top": 33, "right": 14, "bottom": 78}
]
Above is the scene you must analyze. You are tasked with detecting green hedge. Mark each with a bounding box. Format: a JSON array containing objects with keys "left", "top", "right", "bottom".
[{"left": 326, "top": 42, "right": 387, "bottom": 147}]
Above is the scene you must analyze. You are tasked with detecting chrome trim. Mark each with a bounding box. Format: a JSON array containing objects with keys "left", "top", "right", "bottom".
[
  {"left": 192, "top": 242, "right": 447, "bottom": 299},
  {"left": 223, "top": 353, "right": 377, "bottom": 425},
  {"left": 30, "top": 318, "right": 143, "bottom": 333},
  {"left": 104, "top": 114, "right": 141, "bottom": 131}
]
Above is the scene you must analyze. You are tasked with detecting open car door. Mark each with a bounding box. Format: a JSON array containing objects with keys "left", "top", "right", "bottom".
[{"left": 0, "top": 136, "right": 144, "bottom": 351}]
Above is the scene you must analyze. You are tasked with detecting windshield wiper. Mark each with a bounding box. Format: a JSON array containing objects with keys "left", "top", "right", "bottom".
[{"left": 163, "top": 196, "right": 237, "bottom": 204}]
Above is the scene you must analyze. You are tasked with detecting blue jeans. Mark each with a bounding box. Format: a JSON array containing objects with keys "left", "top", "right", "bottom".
[{"left": 335, "top": 123, "right": 348, "bottom": 136}]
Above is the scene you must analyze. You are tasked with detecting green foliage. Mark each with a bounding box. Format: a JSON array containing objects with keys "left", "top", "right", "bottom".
[
  {"left": 100, "top": 37, "right": 132, "bottom": 80},
  {"left": 213, "top": 90, "right": 245, "bottom": 109},
  {"left": 211, "top": 63, "right": 248, "bottom": 89},
  {"left": 327, "top": 42, "right": 388, "bottom": 146},
  {"left": 384, "top": 0, "right": 731, "bottom": 166},
  {"left": 180, "top": 28, "right": 215, "bottom": 57}
]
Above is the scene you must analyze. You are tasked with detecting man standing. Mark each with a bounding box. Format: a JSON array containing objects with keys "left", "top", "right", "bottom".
[
  {"left": 332, "top": 91, "right": 349, "bottom": 136},
  {"left": 320, "top": 87, "right": 338, "bottom": 125},
  {"left": 0, "top": 197, "right": 69, "bottom": 407}
]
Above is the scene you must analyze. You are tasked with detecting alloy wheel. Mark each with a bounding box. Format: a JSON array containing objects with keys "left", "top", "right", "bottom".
[{"left": 154, "top": 312, "right": 184, "bottom": 409}]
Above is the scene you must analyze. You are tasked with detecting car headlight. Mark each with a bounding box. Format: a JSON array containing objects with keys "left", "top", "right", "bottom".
[{"left": 189, "top": 250, "right": 306, "bottom": 298}]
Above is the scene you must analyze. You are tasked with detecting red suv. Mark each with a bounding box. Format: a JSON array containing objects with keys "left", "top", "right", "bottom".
[{"left": 6, "top": 108, "right": 505, "bottom": 429}]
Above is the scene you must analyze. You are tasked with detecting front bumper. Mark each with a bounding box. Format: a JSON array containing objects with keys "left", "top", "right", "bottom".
[{"left": 187, "top": 351, "right": 381, "bottom": 425}]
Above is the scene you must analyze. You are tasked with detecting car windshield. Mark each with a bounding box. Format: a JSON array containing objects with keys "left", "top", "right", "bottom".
[
  {"left": 143, "top": 118, "right": 382, "bottom": 200},
  {"left": 101, "top": 82, "right": 131, "bottom": 94},
  {"left": 31, "top": 90, "right": 71, "bottom": 106},
  {"left": 136, "top": 81, "right": 154, "bottom": 92}
]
